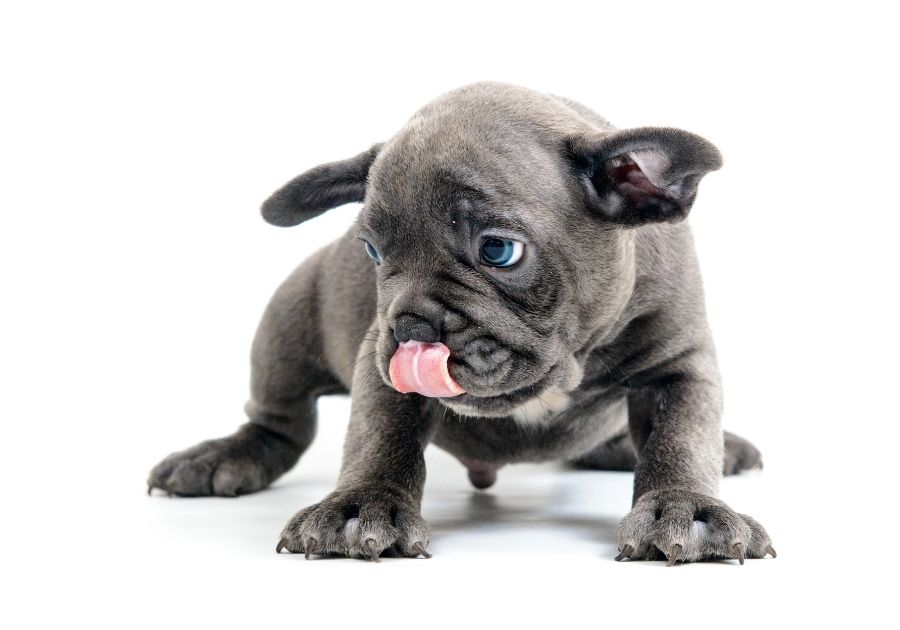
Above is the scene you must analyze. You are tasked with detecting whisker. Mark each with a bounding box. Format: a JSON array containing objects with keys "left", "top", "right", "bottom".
[
  {"left": 519, "top": 392, "right": 530, "bottom": 425},
  {"left": 336, "top": 350, "right": 379, "bottom": 377},
  {"left": 349, "top": 328, "right": 381, "bottom": 344},
  {"left": 535, "top": 391, "right": 549, "bottom": 417},
  {"left": 591, "top": 346, "right": 627, "bottom": 382},
  {"left": 355, "top": 362, "right": 383, "bottom": 393}
]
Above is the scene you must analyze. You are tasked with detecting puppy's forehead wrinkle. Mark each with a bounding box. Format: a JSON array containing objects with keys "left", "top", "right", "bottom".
[
  {"left": 464, "top": 203, "right": 539, "bottom": 236},
  {"left": 371, "top": 159, "right": 515, "bottom": 218}
]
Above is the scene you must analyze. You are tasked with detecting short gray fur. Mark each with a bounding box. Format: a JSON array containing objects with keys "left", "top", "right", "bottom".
[{"left": 149, "top": 82, "right": 773, "bottom": 565}]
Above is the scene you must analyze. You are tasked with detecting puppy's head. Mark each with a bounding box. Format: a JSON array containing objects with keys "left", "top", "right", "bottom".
[{"left": 262, "top": 83, "right": 721, "bottom": 417}]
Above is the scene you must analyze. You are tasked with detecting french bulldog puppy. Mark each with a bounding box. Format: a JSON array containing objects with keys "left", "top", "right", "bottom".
[{"left": 149, "top": 82, "right": 774, "bottom": 565}]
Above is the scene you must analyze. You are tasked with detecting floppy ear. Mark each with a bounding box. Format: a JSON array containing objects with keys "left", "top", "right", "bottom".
[
  {"left": 571, "top": 127, "right": 722, "bottom": 225},
  {"left": 261, "top": 143, "right": 382, "bottom": 227}
]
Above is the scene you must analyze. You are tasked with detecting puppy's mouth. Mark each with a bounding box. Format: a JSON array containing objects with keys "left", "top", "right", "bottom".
[
  {"left": 386, "top": 339, "right": 561, "bottom": 417},
  {"left": 388, "top": 341, "right": 466, "bottom": 398}
]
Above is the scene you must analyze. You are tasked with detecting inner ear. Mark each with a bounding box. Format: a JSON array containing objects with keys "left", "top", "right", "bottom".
[
  {"left": 600, "top": 149, "right": 685, "bottom": 221},
  {"left": 591, "top": 150, "right": 694, "bottom": 225},
  {"left": 607, "top": 150, "right": 672, "bottom": 196},
  {"left": 576, "top": 127, "right": 722, "bottom": 226}
]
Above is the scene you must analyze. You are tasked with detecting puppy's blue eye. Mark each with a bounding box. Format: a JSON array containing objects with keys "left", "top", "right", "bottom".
[
  {"left": 480, "top": 237, "right": 524, "bottom": 267},
  {"left": 363, "top": 241, "right": 382, "bottom": 264}
]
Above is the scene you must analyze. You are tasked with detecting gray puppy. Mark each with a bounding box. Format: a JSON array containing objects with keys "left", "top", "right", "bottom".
[{"left": 149, "top": 82, "right": 774, "bottom": 565}]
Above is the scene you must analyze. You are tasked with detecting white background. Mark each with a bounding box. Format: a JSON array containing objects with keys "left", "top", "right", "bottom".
[{"left": 2, "top": 1, "right": 897, "bottom": 628}]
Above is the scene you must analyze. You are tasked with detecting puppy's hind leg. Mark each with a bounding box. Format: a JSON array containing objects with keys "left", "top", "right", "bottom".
[
  {"left": 722, "top": 431, "right": 763, "bottom": 475},
  {"left": 570, "top": 431, "right": 638, "bottom": 472},
  {"left": 570, "top": 430, "right": 761, "bottom": 476},
  {"left": 149, "top": 253, "right": 343, "bottom": 497}
]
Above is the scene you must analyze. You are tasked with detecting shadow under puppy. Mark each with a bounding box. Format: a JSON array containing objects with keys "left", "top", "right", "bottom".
[{"left": 149, "top": 82, "right": 774, "bottom": 565}]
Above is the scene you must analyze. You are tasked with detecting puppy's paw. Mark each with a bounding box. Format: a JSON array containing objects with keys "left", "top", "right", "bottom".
[
  {"left": 147, "top": 425, "right": 300, "bottom": 497},
  {"left": 616, "top": 489, "right": 775, "bottom": 565},
  {"left": 277, "top": 486, "right": 431, "bottom": 561}
]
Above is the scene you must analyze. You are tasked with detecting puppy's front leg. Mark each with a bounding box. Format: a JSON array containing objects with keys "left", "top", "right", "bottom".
[
  {"left": 617, "top": 359, "right": 775, "bottom": 564},
  {"left": 277, "top": 348, "right": 435, "bottom": 561}
]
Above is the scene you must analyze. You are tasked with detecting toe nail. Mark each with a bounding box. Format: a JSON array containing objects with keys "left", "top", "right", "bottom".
[
  {"left": 666, "top": 543, "right": 682, "bottom": 567},
  {"left": 732, "top": 543, "right": 745, "bottom": 565},
  {"left": 615, "top": 544, "right": 634, "bottom": 562},
  {"left": 413, "top": 542, "right": 432, "bottom": 559},
  {"left": 276, "top": 538, "right": 287, "bottom": 554},
  {"left": 304, "top": 537, "right": 317, "bottom": 560},
  {"left": 766, "top": 545, "right": 777, "bottom": 559},
  {"left": 365, "top": 538, "right": 381, "bottom": 563}
]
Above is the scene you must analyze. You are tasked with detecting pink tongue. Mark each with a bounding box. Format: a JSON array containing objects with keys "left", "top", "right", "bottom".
[{"left": 389, "top": 341, "right": 465, "bottom": 398}]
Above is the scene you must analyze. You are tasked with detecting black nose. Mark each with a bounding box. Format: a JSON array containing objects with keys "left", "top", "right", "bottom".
[{"left": 393, "top": 313, "right": 439, "bottom": 344}]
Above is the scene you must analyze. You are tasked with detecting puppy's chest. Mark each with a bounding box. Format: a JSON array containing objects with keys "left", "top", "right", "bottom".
[
  {"left": 509, "top": 387, "right": 573, "bottom": 426},
  {"left": 432, "top": 385, "right": 627, "bottom": 464}
]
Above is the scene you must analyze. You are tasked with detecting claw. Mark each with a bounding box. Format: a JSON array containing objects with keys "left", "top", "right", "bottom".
[
  {"left": 365, "top": 538, "right": 382, "bottom": 563},
  {"left": 147, "top": 485, "right": 153, "bottom": 496},
  {"left": 615, "top": 544, "right": 634, "bottom": 562},
  {"left": 766, "top": 545, "right": 777, "bottom": 558},
  {"left": 666, "top": 543, "right": 682, "bottom": 567},
  {"left": 276, "top": 538, "right": 287, "bottom": 554},
  {"left": 412, "top": 542, "right": 432, "bottom": 559},
  {"left": 732, "top": 543, "right": 745, "bottom": 565},
  {"left": 303, "top": 537, "right": 317, "bottom": 560}
]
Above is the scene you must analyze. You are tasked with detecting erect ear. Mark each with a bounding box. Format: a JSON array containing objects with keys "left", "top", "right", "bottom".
[
  {"left": 261, "top": 143, "right": 382, "bottom": 227},
  {"left": 571, "top": 127, "right": 722, "bottom": 225}
]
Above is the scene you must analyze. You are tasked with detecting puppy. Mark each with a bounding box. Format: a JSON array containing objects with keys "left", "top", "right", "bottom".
[{"left": 149, "top": 82, "right": 774, "bottom": 564}]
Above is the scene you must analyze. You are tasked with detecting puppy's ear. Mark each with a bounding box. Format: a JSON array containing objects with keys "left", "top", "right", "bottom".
[
  {"left": 261, "top": 144, "right": 382, "bottom": 227},
  {"left": 571, "top": 127, "right": 722, "bottom": 225}
]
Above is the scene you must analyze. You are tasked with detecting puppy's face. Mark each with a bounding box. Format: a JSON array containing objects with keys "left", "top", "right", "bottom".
[
  {"left": 359, "top": 124, "right": 633, "bottom": 417},
  {"left": 261, "top": 83, "right": 722, "bottom": 417}
]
